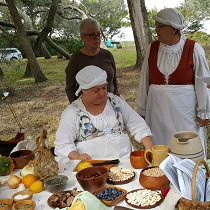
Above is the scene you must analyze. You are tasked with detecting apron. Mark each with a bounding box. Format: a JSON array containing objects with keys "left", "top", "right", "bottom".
[
  {"left": 76, "top": 132, "right": 132, "bottom": 159},
  {"left": 145, "top": 84, "right": 207, "bottom": 159}
]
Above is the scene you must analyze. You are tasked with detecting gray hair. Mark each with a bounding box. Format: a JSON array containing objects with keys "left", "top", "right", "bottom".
[{"left": 80, "top": 18, "right": 100, "bottom": 34}]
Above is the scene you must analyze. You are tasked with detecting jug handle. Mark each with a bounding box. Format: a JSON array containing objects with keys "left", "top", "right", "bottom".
[
  {"left": 176, "top": 139, "right": 189, "bottom": 144},
  {"left": 144, "top": 149, "right": 153, "bottom": 166}
]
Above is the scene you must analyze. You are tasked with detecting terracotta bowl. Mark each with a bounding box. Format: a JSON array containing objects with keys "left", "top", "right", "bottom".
[
  {"left": 11, "top": 190, "right": 33, "bottom": 203},
  {"left": 0, "top": 198, "right": 13, "bottom": 210},
  {"left": 0, "top": 132, "right": 24, "bottom": 157},
  {"left": 76, "top": 166, "right": 109, "bottom": 193},
  {"left": 44, "top": 175, "right": 68, "bottom": 193},
  {"left": 10, "top": 149, "right": 35, "bottom": 169},
  {"left": 12, "top": 200, "right": 36, "bottom": 210},
  {"left": 139, "top": 166, "right": 170, "bottom": 190}
]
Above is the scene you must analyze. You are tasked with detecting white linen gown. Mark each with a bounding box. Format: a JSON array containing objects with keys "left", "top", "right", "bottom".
[{"left": 136, "top": 35, "right": 210, "bottom": 159}]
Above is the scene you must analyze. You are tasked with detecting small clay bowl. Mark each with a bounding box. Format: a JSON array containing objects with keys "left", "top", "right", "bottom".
[
  {"left": 76, "top": 166, "right": 108, "bottom": 193},
  {"left": 44, "top": 175, "right": 68, "bottom": 193},
  {"left": 0, "top": 198, "right": 13, "bottom": 210},
  {"left": 12, "top": 200, "right": 36, "bottom": 210},
  {"left": 10, "top": 150, "right": 35, "bottom": 169},
  {"left": 11, "top": 190, "right": 33, "bottom": 203},
  {"left": 139, "top": 166, "right": 170, "bottom": 190}
]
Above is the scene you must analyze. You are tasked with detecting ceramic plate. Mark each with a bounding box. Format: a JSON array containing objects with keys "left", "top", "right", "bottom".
[
  {"left": 93, "top": 185, "right": 127, "bottom": 206},
  {"left": 125, "top": 189, "right": 164, "bottom": 209},
  {"left": 107, "top": 172, "right": 135, "bottom": 185},
  {"left": 47, "top": 189, "right": 83, "bottom": 209}
]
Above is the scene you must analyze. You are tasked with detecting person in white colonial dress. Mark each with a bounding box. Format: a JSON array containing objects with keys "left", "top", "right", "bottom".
[
  {"left": 55, "top": 65, "right": 153, "bottom": 160},
  {"left": 136, "top": 8, "right": 210, "bottom": 159}
]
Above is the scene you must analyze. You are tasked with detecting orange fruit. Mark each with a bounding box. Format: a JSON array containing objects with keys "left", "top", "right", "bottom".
[{"left": 22, "top": 174, "right": 37, "bottom": 188}]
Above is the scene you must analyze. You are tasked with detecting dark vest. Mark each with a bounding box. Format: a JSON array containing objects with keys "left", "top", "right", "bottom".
[{"left": 148, "top": 39, "right": 195, "bottom": 85}]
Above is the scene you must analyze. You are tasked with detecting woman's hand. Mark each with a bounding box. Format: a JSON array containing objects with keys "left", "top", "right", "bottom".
[
  {"left": 68, "top": 151, "right": 91, "bottom": 160},
  {"left": 196, "top": 116, "right": 209, "bottom": 127}
]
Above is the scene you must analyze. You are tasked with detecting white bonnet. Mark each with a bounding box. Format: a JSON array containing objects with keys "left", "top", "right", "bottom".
[
  {"left": 75, "top": 65, "right": 107, "bottom": 96},
  {"left": 153, "top": 8, "right": 185, "bottom": 30}
]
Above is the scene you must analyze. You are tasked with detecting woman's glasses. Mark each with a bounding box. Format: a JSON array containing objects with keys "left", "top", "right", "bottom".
[
  {"left": 155, "top": 23, "right": 169, "bottom": 29},
  {"left": 82, "top": 33, "right": 101, "bottom": 39}
]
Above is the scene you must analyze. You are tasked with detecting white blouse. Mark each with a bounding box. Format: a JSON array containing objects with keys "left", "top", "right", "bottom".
[{"left": 55, "top": 94, "right": 152, "bottom": 158}]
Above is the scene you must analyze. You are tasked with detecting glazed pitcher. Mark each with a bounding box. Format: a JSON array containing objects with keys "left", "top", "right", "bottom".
[{"left": 169, "top": 131, "right": 204, "bottom": 162}]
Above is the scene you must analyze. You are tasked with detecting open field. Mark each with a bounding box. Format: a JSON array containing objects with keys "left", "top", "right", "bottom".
[{"left": 0, "top": 45, "right": 210, "bottom": 158}]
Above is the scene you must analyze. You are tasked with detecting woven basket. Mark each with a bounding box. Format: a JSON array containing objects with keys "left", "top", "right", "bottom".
[
  {"left": 31, "top": 128, "right": 58, "bottom": 181},
  {"left": 177, "top": 159, "right": 210, "bottom": 210}
]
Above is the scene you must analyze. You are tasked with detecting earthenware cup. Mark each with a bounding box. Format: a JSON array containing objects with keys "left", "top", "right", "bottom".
[
  {"left": 130, "top": 150, "right": 148, "bottom": 169},
  {"left": 144, "top": 145, "right": 169, "bottom": 166}
]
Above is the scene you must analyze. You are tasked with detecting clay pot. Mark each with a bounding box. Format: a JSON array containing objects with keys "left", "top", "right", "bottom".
[{"left": 169, "top": 131, "right": 204, "bottom": 162}]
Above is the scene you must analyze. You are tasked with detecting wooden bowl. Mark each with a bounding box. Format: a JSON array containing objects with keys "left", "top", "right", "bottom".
[
  {"left": 12, "top": 200, "right": 36, "bottom": 210},
  {"left": 0, "top": 198, "right": 13, "bottom": 210},
  {"left": 130, "top": 150, "right": 148, "bottom": 169},
  {"left": 11, "top": 190, "right": 33, "bottom": 203},
  {"left": 93, "top": 185, "right": 127, "bottom": 206},
  {"left": 10, "top": 150, "right": 35, "bottom": 169},
  {"left": 44, "top": 175, "right": 68, "bottom": 193},
  {"left": 76, "top": 166, "right": 108, "bottom": 193},
  {"left": 139, "top": 166, "right": 170, "bottom": 190}
]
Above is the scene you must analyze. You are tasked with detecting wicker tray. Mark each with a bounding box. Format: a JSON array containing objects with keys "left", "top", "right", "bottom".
[{"left": 177, "top": 159, "right": 210, "bottom": 210}]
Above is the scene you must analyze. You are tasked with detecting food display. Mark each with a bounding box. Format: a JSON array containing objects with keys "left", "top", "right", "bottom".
[
  {"left": 11, "top": 190, "right": 33, "bottom": 203},
  {"left": 47, "top": 188, "right": 82, "bottom": 209},
  {"left": 44, "top": 175, "right": 68, "bottom": 193},
  {"left": 76, "top": 166, "right": 108, "bottom": 193},
  {"left": 142, "top": 167, "right": 164, "bottom": 177},
  {"left": 125, "top": 189, "right": 164, "bottom": 209},
  {"left": 12, "top": 199, "right": 36, "bottom": 210},
  {"left": 139, "top": 166, "right": 170, "bottom": 190},
  {"left": 93, "top": 185, "right": 127, "bottom": 206},
  {"left": 107, "top": 167, "right": 135, "bottom": 184}
]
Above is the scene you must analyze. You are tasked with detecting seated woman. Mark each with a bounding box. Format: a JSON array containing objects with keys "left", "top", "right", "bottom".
[{"left": 54, "top": 65, "right": 154, "bottom": 160}]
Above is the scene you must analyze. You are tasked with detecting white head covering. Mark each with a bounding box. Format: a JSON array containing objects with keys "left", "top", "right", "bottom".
[
  {"left": 153, "top": 8, "right": 185, "bottom": 30},
  {"left": 75, "top": 65, "right": 107, "bottom": 96}
]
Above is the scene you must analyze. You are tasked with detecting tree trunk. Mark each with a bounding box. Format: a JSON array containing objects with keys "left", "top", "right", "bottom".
[
  {"left": 33, "top": 0, "right": 59, "bottom": 57},
  {"left": 45, "top": 37, "right": 71, "bottom": 59},
  {"left": 6, "top": 0, "right": 47, "bottom": 82},
  {"left": 127, "top": 0, "right": 152, "bottom": 69},
  {"left": 0, "top": 66, "right": 4, "bottom": 81}
]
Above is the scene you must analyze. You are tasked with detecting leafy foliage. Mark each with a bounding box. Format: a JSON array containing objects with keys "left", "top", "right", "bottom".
[{"left": 80, "top": 0, "right": 129, "bottom": 39}]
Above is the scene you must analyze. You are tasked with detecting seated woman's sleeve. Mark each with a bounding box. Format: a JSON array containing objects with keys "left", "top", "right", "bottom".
[
  {"left": 54, "top": 106, "right": 78, "bottom": 157},
  {"left": 119, "top": 96, "right": 153, "bottom": 141}
]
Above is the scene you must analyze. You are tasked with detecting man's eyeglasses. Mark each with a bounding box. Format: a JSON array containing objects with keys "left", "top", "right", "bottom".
[{"left": 82, "top": 33, "right": 101, "bottom": 39}]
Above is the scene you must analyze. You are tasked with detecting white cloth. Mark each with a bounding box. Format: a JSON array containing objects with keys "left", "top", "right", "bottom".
[
  {"left": 153, "top": 8, "right": 185, "bottom": 30},
  {"left": 75, "top": 65, "right": 107, "bottom": 96},
  {"left": 55, "top": 94, "right": 152, "bottom": 159},
  {"left": 161, "top": 185, "right": 181, "bottom": 210},
  {"left": 136, "top": 35, "right": 210, "bottom": 158}
]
